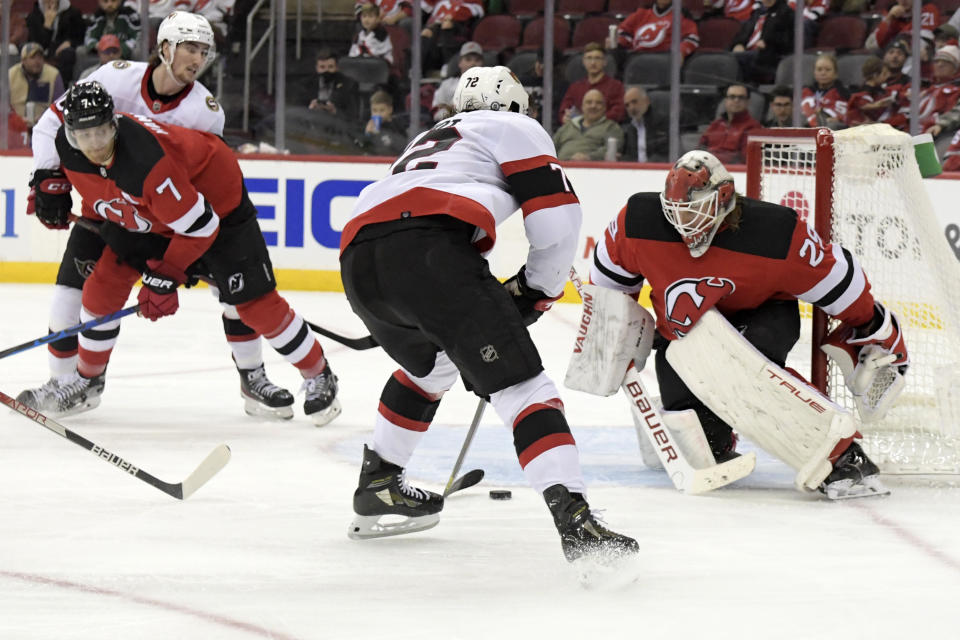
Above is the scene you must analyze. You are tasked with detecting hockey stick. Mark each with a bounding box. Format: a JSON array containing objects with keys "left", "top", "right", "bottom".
[
  {"left": 0, "top": 306, "right": 141, "bottom": 361},
  {"left": 305, "top": 321, "right": 379, "bottom": 351},
  {"left": 568, "top": 267, "right": 755, "bottom": 494},
  {"left": 0, "top": 389, "right": 231, "bottom": 500},
  {"left": 443, "top": 398, "right": 486, "bottom": 497}
]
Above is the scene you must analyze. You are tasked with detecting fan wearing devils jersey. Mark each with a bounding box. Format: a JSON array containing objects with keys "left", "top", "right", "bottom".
[
  {"left": 339, "top": 66, "right": 638, "bottom": 563},
  {"left": 39, "top": 81, "right": 342, "bottom": 426},
  {"left": 590, "top": 151, "right": 907, "bottom": 494},
  {"left": 20, "top": 12, "right": 295, "bottom": 421},
  {"left": 616, "top": 0, "right": 700, "bottom": 58}
]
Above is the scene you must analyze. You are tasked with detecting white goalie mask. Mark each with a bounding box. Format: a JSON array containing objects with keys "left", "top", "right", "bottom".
[
  {"left": 157, "top": 11, "right": 217, "bottom": 75},
  {"left": 660, "top": 150, "right": 737, "bottom": 258},
  {"left": 453, "top": 66, "right": 530, "bottom": 116}
]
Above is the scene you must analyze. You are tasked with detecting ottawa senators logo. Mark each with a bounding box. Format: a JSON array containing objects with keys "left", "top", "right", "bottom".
[
  {"left": 206, "top": 96, "right": 220, "bottom": 112},
  {"left": 663, "top": 277, "right": 735, "bottom": 338},
  {"left": 92, "top": 197, "right": 152, "bottom": 232},
  {"left": 111, "top": 60, "right": 130, "bottom": 69}
]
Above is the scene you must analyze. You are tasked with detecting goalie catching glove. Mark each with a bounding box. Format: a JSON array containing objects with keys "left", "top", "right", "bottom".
[
  {"left": 821, "top": 301, "right": 908, "bottom": 422},
  {"left": 27, "top": 169, "right": 73, "bottom": 230},
  {"left": 503, "top": 267, "right": 561, "bottom": 326},
  {"left": 138, "top": 259, "right": 187, "bottom": 321}
]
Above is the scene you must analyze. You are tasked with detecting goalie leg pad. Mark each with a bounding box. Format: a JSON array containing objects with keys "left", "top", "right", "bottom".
[
  {"left": 565, "top": 283, "right": 656, "bottom": 397},
  {"left": 666, "top": 310, "right": 857, "bottom": 492},
  {"left": 632, "top": 407, "right": 716, "bottom": 470}
]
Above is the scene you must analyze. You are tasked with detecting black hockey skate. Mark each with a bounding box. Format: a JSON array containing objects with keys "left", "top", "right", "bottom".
[
  {"left": 348, "top": 445, "right": 444, "bottom": 540},
  {"left": 237, "top": 362, "right": 294, "bottom": 420},
  {"left": 18, "top": 372, "right": 106, "bottom": 416},
  {"left": 302, "top": 363, "right": 341, "bottom": 426},
  {"left": 544, "top": 484, "right": 639, "bottom": 563},
  {"left": 820, "top": 441, "right": 890, "bottom": 500}
]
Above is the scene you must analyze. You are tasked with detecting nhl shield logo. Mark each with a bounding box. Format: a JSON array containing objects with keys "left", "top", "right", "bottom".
[
  {"left": 228, "top": 273, "right": 244, "bottom": 294},
  {"left": 480, "top": 344, "right": 499, "bottom": 362}
]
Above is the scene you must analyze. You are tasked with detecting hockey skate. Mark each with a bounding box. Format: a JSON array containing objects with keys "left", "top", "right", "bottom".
[
  {"left": 348, "top": 445, "right": 444, "bottom": 540},
  {"left": 820, "top": 441, "right": 890, "bottom": 500},
  {"left": 302, "top": 363, "right": 341, "bottom": 426},
  {"left": 544, "top": 484, "right": 639, "bottom": 563},
  {"left": 17, "top": 372, "right": 105, "bottom": 416},
  {"left": 237, "top": 362, "right": 294, "bottom": 420}
]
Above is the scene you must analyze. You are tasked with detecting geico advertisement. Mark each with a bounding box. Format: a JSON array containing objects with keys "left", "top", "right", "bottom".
[{"left": 1, "top": 154, "right": 958, "bottom": 284}]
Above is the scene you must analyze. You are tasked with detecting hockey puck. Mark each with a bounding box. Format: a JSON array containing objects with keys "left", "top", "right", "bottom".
[{"left": 489, "top": 490, "right": 512, "bottom": 500}]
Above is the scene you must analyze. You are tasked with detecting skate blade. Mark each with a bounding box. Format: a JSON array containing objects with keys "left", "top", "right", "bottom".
[
  {"left": 242, "top": 396, "right": 294, "bottom": 421},
  {"left": 309, "top": 399, "right": 342, "bottom": 427},
  {"left": 822, "top": 476, "right": 891, "bottom": 500},
  {"left": 55, "top": 396, "right": 102, "bottom": 417},
  {"left": 347, "top": 513, "right": 440, "bottom": 540},
  {"left": 573, "top": 553, "right": 642, "bottom": 591}
]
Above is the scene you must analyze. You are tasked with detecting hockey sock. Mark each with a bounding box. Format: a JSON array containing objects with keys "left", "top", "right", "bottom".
[
  {"left": 47, "top": 285, "right": 83, "bottom": 377},
  {"left": 237, "top": 291, "right": 325, "bottom": 377},
  {"left": 372, "top": 370, "right": 446, "bottom": 467},
  {"left": 222, "top": 311, "right": 262, "bottom": 370},
  {"left": 77, "top": 305, "right": 119, "bottom": 378}
]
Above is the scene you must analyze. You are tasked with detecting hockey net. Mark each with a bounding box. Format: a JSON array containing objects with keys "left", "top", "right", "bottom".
[{"left": 746, "top": 124, "right": 960, "bottom": 474}]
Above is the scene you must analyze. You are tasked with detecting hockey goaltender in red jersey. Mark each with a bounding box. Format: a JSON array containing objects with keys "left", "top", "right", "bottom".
[
  {"left": 41, "top": 81, "right": 341, "bottom": 425},
  {"left": 588, "top": 150, "right": 909, "bottom": 499},
  {"left": 339, "top": 65, "right": 638, "bottom": 564}
]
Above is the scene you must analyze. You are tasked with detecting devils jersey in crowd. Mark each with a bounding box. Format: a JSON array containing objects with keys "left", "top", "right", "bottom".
[
  {"left": 590, "top": 194, "right": 878, "bottom": 340},
  {"left": 55, "top": 114, "right": 241, "bottom": 274},
  {"left": 617, "top": 5, "right": 700, "bottom": 57},
  {"left": 32, "top": 60, "right": 223, "bottom": 171},
  {"left": 344, "top": 109, "right": 581, "bottom": 297}
]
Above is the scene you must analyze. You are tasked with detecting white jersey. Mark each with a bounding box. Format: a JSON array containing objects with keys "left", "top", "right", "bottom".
[
  {"left": 344, "top": 110, "right": 582, "bottom": 297},
  {"left": 32, "top": 60, "right": 224, "bottom": 170}
]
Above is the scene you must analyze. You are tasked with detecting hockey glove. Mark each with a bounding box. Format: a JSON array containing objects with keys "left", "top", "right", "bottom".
[
  {"left": 503, "top": 267, "right": 562, "bottom": 326},
  {"left": 27, "top": 169, "right": 72, "bottom": 230},
  {"left": 821, "top": 301, "right": 909, "bottom": 422},
  {"left": 138, "top": 259, "right": 187, "bottom": 322}
]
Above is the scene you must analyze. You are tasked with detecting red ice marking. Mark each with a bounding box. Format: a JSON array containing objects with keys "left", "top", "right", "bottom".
[
  {"left": 0, "top": 570, "right": 305, "bottom": 640},
  {"left": 846, "top": 501, "right": 960, "bottom": 574}
]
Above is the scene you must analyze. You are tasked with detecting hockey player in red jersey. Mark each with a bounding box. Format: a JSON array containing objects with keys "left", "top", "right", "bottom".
[
  {"left": 589, "top": 151, "right": 908, "bottom": 499},
  {"left": 41, "top": 81, "right": 341, "bottom": 425},
  {"left": 339, "top": 66, "right": 638, "bottom": 563},
  {"left": 20, "top": 12, "right": 296, "bottom": 420}
]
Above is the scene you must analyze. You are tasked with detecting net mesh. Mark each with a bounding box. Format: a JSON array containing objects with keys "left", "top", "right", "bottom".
[{"left": 754, "top": 124, "right": 960, "bottom": 474}]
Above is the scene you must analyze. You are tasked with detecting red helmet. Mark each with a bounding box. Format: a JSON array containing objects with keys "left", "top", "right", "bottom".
[{"left": 660, "top": 151, "right": 735, "bottom": 257}]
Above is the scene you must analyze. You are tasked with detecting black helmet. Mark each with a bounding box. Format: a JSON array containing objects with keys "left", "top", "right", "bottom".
[{"left": 62, "top": 81, "right": 115, "bottom": 132}]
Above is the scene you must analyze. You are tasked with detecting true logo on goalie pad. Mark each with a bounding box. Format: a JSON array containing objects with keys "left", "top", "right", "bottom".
[
  {"left": 765, "top": 368, "right": 828, "bottom": 413},
  {"left": 625, "top": 380, "right": 678, "bottom": 462},
  {"left": 664, "top": 277, "right": 735, "bottom": 338}
]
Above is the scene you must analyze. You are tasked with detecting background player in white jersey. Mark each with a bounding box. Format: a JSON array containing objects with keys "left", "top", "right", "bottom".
[
  {"left": 20, "top": 12, "right": 295, "bottom": 420},
  {"left": 339, "top": 66, "right": 638, "bottom": 563}
]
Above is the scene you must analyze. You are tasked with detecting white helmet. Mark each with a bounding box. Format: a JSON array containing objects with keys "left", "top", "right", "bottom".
[
  {"left": 660, "top": 150, "right": 736, "bottom": 258},
  {"left": 157, "top": 11, "right": 216, "bottom": 73},
  {"left": 453, "top": 66, "right": 529, "bottom": 116}
]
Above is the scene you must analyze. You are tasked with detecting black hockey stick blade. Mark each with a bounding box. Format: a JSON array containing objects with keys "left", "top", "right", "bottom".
[
  {"left": 445, "top": 468, "right": 484, "bottom": 496},
  {"left": 1, "top": 390, "right": 231, "bottom": 500},
  {"left": 305, "top": 321, "right": 379, "bottom": 350}
]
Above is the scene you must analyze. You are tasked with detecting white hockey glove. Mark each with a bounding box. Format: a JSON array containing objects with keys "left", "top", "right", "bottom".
[{"left": 821, "top": 302, "right": 909, "bottom": 422}]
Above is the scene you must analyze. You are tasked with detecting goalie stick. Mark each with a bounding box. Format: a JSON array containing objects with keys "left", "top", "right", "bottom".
[
  {"left": 443, "top": 398, "right": 486, "bottom": 497},
  {"left": 0, "top": 305, "right": 141, "bottom": 361},
  {"left": 567, "top": 267, "right": 755, "bottom": 494},
  {"left": 1, "top": 390, "right": 231, "bottom": 500}
]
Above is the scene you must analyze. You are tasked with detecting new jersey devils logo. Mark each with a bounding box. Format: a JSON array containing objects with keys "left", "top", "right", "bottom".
[
  {"left": 634, "top": 21, "right": 669, "bottom": 47},
  {"left": 664, "top": 277, "right": 735, "bottom": 337},
  {"left": 92, "top": 197, "right": 152, "bottom": 232}
]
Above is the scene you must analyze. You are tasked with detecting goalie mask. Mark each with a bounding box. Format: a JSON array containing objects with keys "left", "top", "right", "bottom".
[
  {"left": 453, "top": 66, "right": 529, "bottom": 116},
  {"left": 157, "top": 11, "right": 217, "bottom": 76},
  {"left": 61, "top": 80, "right": 118, "bottom": 154},
  {"left": 660, "top": 151, "right": 736, "bottom": 258}
]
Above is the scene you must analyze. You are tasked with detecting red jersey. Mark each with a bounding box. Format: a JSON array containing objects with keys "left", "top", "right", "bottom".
[
  {"left": 590, "top": 193, "right": 877, "bottom": 340},
  {"left": 55, "top": 114, "right": 243, "bottom": 273},
  {"left": 558, "top": 74, "right": 626, "bottom": 123},
  {"left": 801, "top": 82, "right": 850, "bottom": 127},
  {"left": 872, "top": 3, "right": 941, "bottom": 49},
  {"left": 787, "top": 0, "right": 828, "bottom": 21},
  {"left": 942, "top": 129, "right": 960, "bottom": 171},
  {"left": 845, "top": 85, "right": 895, "bottom": 127},
  {"left": 708, "top": 0, "right": 756, "bottom": 22},
  {"left": 617, "top": 6, "right": 700, "bottom": 57},
  {"left": 698, "top": 110, "right": 762, "bottom": 165},
  {"left": 424, "top": 0, "right": 483, "bottom": 24}
]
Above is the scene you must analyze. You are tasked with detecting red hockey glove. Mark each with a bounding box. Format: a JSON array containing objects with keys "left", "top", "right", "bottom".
[
  {"left": 138, "top": 259, "right": 187, "bottom": 322},
  {"left": 503, "top": 267, "right": 562, "bottom": 326},
  {"left": 26, "top": 169, "right": 72, "bottom": 230}
]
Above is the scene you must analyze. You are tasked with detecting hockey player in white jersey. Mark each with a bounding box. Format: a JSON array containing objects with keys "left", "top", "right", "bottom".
[
  {"left": 339, "top": 66, "right": 638, "bottom": 564},
  {"left": 20, "top": 12, "right": 296, "bottom": 420}
]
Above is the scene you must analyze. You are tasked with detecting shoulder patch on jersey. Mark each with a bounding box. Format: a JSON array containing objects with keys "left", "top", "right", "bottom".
[
  {"left": 205, "top": 96, "right": 220, "bottom": 112},
  {"left": 711, "top": 197, "right": 797, "bottom": 260},
  {"left": 623, "top": 192, "right": 678, "bottom": 242},
  {"left": 112, "top": 60, "right": 130, "bottom": 69}
]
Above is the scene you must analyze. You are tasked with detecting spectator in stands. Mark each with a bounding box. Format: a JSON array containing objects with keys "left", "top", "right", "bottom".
[
  {"left": 732, "top": 0, "right": 795, "bottom": 85},
  {"left": 866, "top": 0, "right": 941, "bottom": 51},
  {"left": 420, "top": 0, "right": 484, "bottom": 74},
  {"left": 846, "top": 56, "right": 896, "bottom": 127},
  {"left": 763, "top": 85, "right": 795, "bottom": 127},
  {"left": 558, "top": 43, "right": 625, "bottom": 125},
  {"left": 308, "top": 48, "right": 361, "bottom": 123},
  {"left": 431, "top": 40, "right": 483, "bottom": 121},
  {"left": 935, "top": 23, "right": 958, "bottom": 48},
  {"left": 26, "top": 0, "right": 88, "bottom": 82},
  {"left": 7, "top": 42, "right": 64, "bottom": 128},
  {"left": 615, "top": 0, "right": 699, "bottom": 60},
  {"left": 361, "top": 89, "right": 407, "bottom": 156},
  {"left": 941, "top": 129, "right": 960, "bottom": 169},
  {"left": 786, "top": 0, "right": 829, "bottom": 48},
  {"left": 349, "top": 3, "right": 394, "bottom": 65},
  {"left": 84, "top": 0, "right": 141, "bottom": 59},
  {"left": 705, "top": 0, "right": 755, "bottom": 22},
  {"left": 79, "top": 34, "right": 125, "bottom": 79},
  {"left": 553, "top": 89, "right": 624, "bottom": 161},
  {"left": 924, "top": 47, "right": 960, "bottom": 137},
  {"left": 355, "top": 0, "right": 413, "bottom": 27},
  {"left": 698, "top": 83, "right": 761, "bottom": 164},
  {"left": 620, "top": 85, "right": 667, "bottom": 162},
  {"left": 6, "top": 110, "right": 30, "bottom": 150},
  {"left": 196, "top": 0, "right": 234, "bottom": 42},
  {"left": 882, "top": 39, "right": 910, "bottom": 88},
  {"left": 518, "top": 48, "right": 567, "bottom": 124},
  {"left": 801, "top": 53, "right": 849, "bottom": 129}
]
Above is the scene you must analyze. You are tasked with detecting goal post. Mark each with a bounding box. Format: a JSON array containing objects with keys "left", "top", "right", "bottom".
[{"left": 746, "top": 124, "right": 960, "bottom": 474}]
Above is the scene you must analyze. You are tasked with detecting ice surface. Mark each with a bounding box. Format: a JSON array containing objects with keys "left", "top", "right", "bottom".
[{"left": 2, "top": 285, "right": 959, "bottom": 639}]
